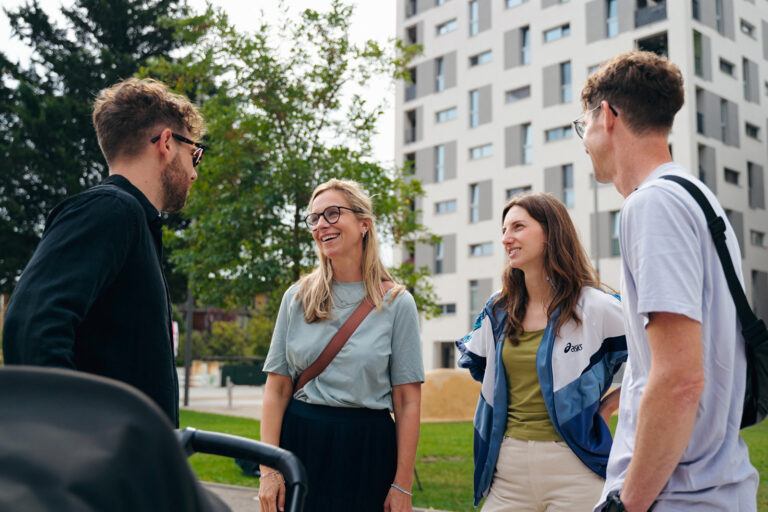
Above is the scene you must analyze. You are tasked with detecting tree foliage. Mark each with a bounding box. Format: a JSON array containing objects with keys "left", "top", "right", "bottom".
[
  {"left": 143, "top": 1, "right": 440, "bottom": 316},
  {"left": 0, "top": 0, "right": 195, "bottom": 294}
]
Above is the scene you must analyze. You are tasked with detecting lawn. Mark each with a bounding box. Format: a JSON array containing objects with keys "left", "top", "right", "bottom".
[{"left": 181, "top": 411, "right": 767, "bottom": 511}]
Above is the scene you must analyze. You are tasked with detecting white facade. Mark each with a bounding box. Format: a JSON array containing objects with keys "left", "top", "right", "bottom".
[{"left": 395, "top": 0, "right": 768, "bottom": 370}]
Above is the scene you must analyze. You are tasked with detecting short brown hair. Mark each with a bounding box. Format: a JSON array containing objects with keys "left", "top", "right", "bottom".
[
  {"left": 581, "top": 51, "right": 684, "bottom": 134},
  {"left": 92, "top": 78, "right": 204, "bottom": 165}
]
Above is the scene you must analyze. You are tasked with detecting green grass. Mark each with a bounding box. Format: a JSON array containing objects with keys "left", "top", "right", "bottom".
[{"left": 181, "top": 410, "right": 768, "bottom": 512}]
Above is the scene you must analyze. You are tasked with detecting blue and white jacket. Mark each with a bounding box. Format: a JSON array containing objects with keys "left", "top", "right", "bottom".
[{"left": 456, "top": 287, "right": 627, "bottom": 506}]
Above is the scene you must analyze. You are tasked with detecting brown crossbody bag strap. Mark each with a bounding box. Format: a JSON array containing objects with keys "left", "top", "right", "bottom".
[{"left": 293, "top": 281, "right": 394, "bottom": 393}]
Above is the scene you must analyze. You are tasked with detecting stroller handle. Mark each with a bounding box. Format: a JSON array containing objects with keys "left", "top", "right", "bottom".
[{"left": 177, "top": 427, "right": 307, "bottom": 512}]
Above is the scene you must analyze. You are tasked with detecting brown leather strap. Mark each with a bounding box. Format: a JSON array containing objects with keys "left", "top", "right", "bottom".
[{"left": 294, "top": 281, "right": 394, "bottom": 393}]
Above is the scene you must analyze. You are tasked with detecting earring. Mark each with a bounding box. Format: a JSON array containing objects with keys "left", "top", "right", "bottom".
[{"left": 362, "top": 231, "right": 367, "bottom": 238}]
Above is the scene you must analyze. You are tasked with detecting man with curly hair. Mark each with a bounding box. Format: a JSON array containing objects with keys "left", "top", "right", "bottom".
[
  {"left": 3, "top": 78, "right": 207, "bottom": 427},
  {"left": 576, "top": 51, "right": 757, "bottom": 512}
]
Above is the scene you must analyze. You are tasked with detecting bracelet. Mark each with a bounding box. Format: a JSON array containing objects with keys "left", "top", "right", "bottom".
[
  {"left": 260, "top": 471, "right": 284, "bottom": 483},
  {"left": 390, "top": 483, "right": 413, "bottom": 496}
]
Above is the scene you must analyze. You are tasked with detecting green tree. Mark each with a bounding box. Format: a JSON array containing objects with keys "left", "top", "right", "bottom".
[
  {"left": 0, "top": 0, "right": 197, "bottom": 294},
  {"left": 143, "top": 1, "right": 440, "bottom": 315}
]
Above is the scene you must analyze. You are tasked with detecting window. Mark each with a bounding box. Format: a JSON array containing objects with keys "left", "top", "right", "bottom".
[
  {"left": 741, "top": 19, "right": 756, "bottom": 38},
  {"left": 435, "top": 145, "right": 445, "bottom": 182},
  {"left": 470, "top": 242, "right": 493, "bottom": 256},
  {"left": 715, "top": 0, "right": 723, "bottom": 34},
  {"left": 610, "top": 211, "right": 621, "bottom": 256},
  {"left": 693, "top": 31, "right": 703, "bottom": 77},
  {"left": 435, "top": 57, "right": 445, "bottom": 92},
  {"left": 406, "top": 25, "right": 418, "bottom": 45},
  {"left": 521, "top": 26, "right": 531, "bottom": 65},
  {"left": 544, "top": 23, "right": 570, "bottom": 42},
  {"left": 406, "top": 0, "right": 418, "bottom": 17},
  {"left": 545, "top": 125, "right": 573, "bottom": 142},
  {"left": 469, "top": 143, "right": 493, "bottom": 160},
  {"left": 607, "top": 0, "right": 619, "bottom": 38},
  {"left": 469, "top": 50, "right": 492, "bottom": 67},
  {"left": 720, "top": 99, "right": 727, "bottom": 142},
  {"left": 435, "top": 240, "right": 444, "bottom": 274},
  {"left": 720, "top": 58, "right": 735, "bottom": 77},
  {"left": 438, "top": 341, "right": 455, "bottom": 368},
  {"left": 405, "top": 109, "right": 417, "bottom": 144},
  {"left": 436, "top": 107, "right": 457, "bottom": 123},
  {"left": 507, "top": 185, "right": 532, "bottom": 199},
  {"left": 404, "top": 152, "right": 416, "bottom": 175},
  {"left": 469, "top": 280, "right": 480, "bottom": 328},
  {"left": 506, "top": 0, "right": 527, "bottom": 6},
  {"left": 469, "top": 184, "right": 480, "bottom": 222},
  {"left": 505, "top": 85, "right": 531, "bottom": 103},
  {"left": 438, "top": 303, "right": 457, "bottom": 314},
  {"left": 469, "top": 89, "right": 479, "bottom": 128},
  {"left": 587, "top": 64, "right": 601, "bottom": 75},
  {"left": 562, "top": 164, "right": 574, "bottom": 208},
  {"left": 692, "top": 0, "right": 700, "bottom": 20},
  {"left": 751, "top": 230, "right": 765, "bottom": 247},
  {"left": 523, "top": 123, "right": 532, "bottom": 164},
  {"left": 746, "top": 122, "right": 760, "bottom": 140},
  {"left": 469, "top": 0, "right": 479, "bottom": 36},
  {"left": 435, "top": 199, "right": 457, "bottom": 214},
  {"left": 437, "top": 19, "right": 458, "bottom": 35},
  {"left": 405, "top": 68, "right": 417, "bottom": 101},
  {"left": 560, "top": 61, "right": 572, "bottom": 103},
  {"left": 637, "top": 32, "right": 668, "bottom": 57},
  {"left": 724, "top": 167, "right": 740, "bottom": 185}
]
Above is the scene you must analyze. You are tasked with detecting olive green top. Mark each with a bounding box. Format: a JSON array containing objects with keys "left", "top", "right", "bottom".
[{"left": 503, "top": 329, "right": 562, "bottom": 441}]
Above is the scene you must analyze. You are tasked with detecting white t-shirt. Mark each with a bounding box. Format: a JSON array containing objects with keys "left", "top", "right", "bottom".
[{"left": 599, "top": 163, "right": 758, "bottom": 511}]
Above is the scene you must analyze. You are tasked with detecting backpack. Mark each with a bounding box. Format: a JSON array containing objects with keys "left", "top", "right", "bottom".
[{"left": 661, "top": 175, "right": 768, "bottom": 428}]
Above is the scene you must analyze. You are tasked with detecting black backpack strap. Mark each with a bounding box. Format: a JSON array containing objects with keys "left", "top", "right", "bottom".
[{"left": 660, "top": 175, "right": 766, "bottom": 343}]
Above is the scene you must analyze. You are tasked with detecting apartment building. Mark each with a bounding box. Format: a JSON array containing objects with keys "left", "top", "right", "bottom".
[{"left": 395, "top": 0, "right": 768, "bottom": 370}]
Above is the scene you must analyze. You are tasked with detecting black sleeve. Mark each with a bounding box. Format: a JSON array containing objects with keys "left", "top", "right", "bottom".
[{"left": 2, "top": 193, "right": 140, "bottom": 367}]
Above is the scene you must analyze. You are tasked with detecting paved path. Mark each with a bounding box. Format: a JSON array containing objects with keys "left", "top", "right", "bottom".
[{"left": 180, "top": 384, "right": 263, "bottom": 420}]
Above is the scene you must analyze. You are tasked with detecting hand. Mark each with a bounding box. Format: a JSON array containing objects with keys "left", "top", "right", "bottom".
[
  {"left": 257, "top": 471, "right": 285, "bottom": 512},
  {"left": 384, "top": 485, "right": 412, "bottom": 512}
]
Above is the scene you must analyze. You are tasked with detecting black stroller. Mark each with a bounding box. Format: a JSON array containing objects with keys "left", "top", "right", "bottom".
[{"left": 0, "top": 366, "right": 307, "bottom": 511}]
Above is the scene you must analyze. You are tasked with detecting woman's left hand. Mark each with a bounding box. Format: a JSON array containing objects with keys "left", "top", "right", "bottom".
[{"left": 384, "top": 486, "right": 412, "bottom": 512}]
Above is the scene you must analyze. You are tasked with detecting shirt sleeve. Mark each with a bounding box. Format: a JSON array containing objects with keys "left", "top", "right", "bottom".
[
  {"left": 622, "top": 186, "right": 704, "bottom": 324},
  {"left": 262, "top": 285, "right": 297, "bottom": 377},
  {"left": 389, "top": 291, "right": 425, "bottom": 386},
  {"left": 2, "top": 193, "right": 140, "bottom": 367}
]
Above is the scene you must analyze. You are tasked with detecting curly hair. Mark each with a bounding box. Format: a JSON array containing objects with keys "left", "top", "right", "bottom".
[
  {"left": 93, "top": 78, "right": 205, "bottom": 165},
  {"left": 581, "top": 50, "right": 684, "bottom": 134}
]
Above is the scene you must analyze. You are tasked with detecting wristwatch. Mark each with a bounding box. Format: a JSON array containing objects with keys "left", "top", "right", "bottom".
[{"left": 603, "top": 490, "right": 626, "bottom": 512}]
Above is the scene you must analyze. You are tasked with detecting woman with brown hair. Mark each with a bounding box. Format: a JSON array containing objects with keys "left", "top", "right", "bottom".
[
  {"left": 258, "top": 178, "right": 423, "bottom": 512},
  {"left": 457, "top": 192, "right": 627, "bottom": 511}
]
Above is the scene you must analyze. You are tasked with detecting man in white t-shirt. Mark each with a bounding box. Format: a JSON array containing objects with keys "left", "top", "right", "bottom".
[{"left": 575, "top": 51, "right": 758, "bottom": 512}]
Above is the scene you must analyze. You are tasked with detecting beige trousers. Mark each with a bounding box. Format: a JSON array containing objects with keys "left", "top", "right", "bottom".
[{"left": 481, "top": 436, "right": 605, "bottom": 512}]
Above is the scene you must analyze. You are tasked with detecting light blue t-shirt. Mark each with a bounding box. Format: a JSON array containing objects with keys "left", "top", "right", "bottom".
[
  {"left": 599, "top": 163, "right": 758, "bottom": 511},
  {"left": 263, "top": 281, "right": 424, "bottom": 411}
]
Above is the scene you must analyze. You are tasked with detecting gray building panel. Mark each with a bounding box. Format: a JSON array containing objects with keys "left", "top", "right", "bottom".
[
  {"left": 443, "top": 234, "right": 457, "bottom": 274},
  {"left": 414, "top": 241, "right": 431, "bottom": 272},
  {"left": 721, "top": 0, "right": 735, "bottom": 39},
  {"left": 416, "top": 105, "right": 424, "bottom": 143},
  {"left": 478, "top": 0, "right": 491, "bottom": 33},
  {"left": 444, "top": 51, "right": 457, "bottom": 89},
  {"left": 726, "top": 210, "right": 745, "bottom": 257},
  {"left": 505, "top": 124, "right": 523, "bottom": 167},
  {"left": 754, "top": 270, "right": 768, "bottom": 322},
  {"left": 586, "top": 0, "right": 605, "bottom": 43},
  {"left": 417, "top": 0, "right": 431, "bottom": 15},
  {"left": 700, "top": 33, "right": 712, "bottom": 81},
  {"left": 702, "top": 90, "right": 721, "bottom": 140},
  {"left": 542, "top": 63, "right": 560, "bottom": 107},
  {"left": 478, "top": 179, "right": 493, "bottom": 221},
  {"left": 590, "top": 211, "right": 612, "bottom": 259},
  {"left": 698, "top": 144, "right": 717, "bottom": 194},
  {"left": 699, "top": 2, "right": 715, "bottom": 32},
  {"left": 618, "top": 0, "right": 633, "bottom": 34},
  {"left": 415, "top": 146, "right": 434, "bottom": 184},
  {"left": 726, "top": 100, "right": 739, "bottom": 147},
  {"left": 745, "top": 59, "right": 760, "bottom": 104},
  {"left": 476, "top": 278, "right": 493, "bottom": 309},
  {"left": 542, "top": 0, "right": 559, "bottom": 7},
  {"left": 416, "top": 61, "right": 432, "bottom": 98},
  {"left": 749, "top": 163, "right": 765, "bottom": 209},
  {"left": 763, "top": 21, "right": 768, "bottom": 61},
  {"left": 504, "top": 28, "right": 522, "bottom": 69},
  {"left": 478, "top": 85, "right": 492, "bottom": 125},
  {"left": 445, "top": 141, "right": 458, "bottom": 181},
  {"left": 544, "top": 165, "right": 564, "bottom": 202}
]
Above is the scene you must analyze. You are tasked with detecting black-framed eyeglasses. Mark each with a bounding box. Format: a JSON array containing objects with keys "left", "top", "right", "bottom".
[
  {"left": 304, "top": 205, "right": 362, "bottom": 231},
  {"left": 150, "top": 132, "right": 209, "bottom": 167},
  {"left": 572, "top": 103, "right": 619, "bottom": 139}
]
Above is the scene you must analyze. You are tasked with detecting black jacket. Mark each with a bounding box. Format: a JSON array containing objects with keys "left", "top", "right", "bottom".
[{"left": 3, "top": 175, "right": 179, "bottom": 426}]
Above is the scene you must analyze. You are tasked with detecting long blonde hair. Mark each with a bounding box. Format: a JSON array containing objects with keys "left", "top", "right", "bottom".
[{"left": 298, "top": 178, "right": 404, "bottom": 322}]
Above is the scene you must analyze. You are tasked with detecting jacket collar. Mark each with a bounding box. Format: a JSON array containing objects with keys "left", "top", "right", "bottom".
[{"left": 102, "top": 174, "right": 161, "bottom": 225}]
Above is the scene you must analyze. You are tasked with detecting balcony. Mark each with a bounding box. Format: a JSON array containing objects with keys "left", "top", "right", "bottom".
[
  {"left": 696, "top": 112, "right": 704, "bottom": 134},
  {"left": 405, "top": 84, "right": 416, "bottom": 102},
  {"left": 406, "top": 0, "right": 417, "bottom": 18},
  {"left": 635, "top": 1, "right": 666, "bottom": 28},
  {"left": 404, "top": 127, "right": 417, "bottom": 144}
]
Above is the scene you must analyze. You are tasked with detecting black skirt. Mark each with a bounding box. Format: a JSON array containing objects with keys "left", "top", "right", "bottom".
[{"left": 280, "top": 399, "right": 397, "bottom": 512}]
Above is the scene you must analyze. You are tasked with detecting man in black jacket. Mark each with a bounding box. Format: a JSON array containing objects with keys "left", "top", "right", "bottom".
[{"left": 3, "top": 78, "right": 207, "bottom": 427}]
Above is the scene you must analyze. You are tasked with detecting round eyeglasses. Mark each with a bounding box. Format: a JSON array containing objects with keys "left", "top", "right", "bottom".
[{"left": 304, "top": 205, "right": 362, "bottom": 231}]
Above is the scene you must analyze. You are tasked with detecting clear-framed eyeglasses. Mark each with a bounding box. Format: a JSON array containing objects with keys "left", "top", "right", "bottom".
[{"left": 572, "top": 103, "right": 618, "bottom": 139}]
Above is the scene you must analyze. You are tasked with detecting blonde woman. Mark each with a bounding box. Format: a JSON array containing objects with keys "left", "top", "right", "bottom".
[{"left": 258, "top": 179, "right": 424, "bottom": 512}]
